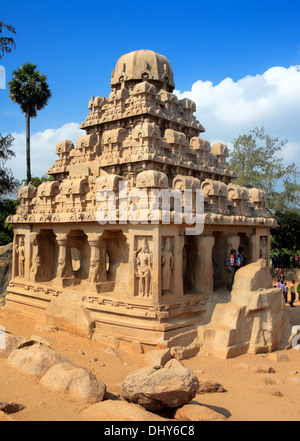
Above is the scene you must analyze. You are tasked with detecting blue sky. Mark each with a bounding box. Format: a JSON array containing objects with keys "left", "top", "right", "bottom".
[{"left": 1, "top": 0, "right": 300, "bottom": 182}]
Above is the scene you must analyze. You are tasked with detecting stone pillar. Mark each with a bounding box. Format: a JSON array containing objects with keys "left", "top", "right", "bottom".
[
  {"left": 56, "top": 234, "right": 72, "bottom": 279},
  {"left": 87, "top": 235, "right": 108, "bottom": 283},
  {"left": 195, "top": 235, "right": 215, "bottom": 294}
]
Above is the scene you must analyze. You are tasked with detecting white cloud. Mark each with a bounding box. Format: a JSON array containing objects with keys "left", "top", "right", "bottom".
[
  {"left": 7, "top": 122, "right": 85, "bottom": 182},
  {"left": 5, "top": 66, "right": 300, "bottom": 186},
  {"left": 174, "top": 65, "right": 300, "bottom": 172}
]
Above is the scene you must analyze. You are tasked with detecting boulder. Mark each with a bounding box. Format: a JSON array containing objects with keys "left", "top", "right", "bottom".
[
  {"left": 121, "top": 361, "right": 199, "bottom": 411},
  {"left": 0, "top": 331, "right": 33, "bottom": 357},
  {"left": 174, "top": 400, "right": 227, "bottom": 421},
  {"left": 45, "top": 292, "right": 95, "bottom": 338},
  {"left": 40, "top": 362, "right": 106, "bottom": 404},
  {"left": 80, "top": 399, "right": 168, "bottom": 421},
  {"left": 145, "top": 348, "right": 171, "bottom": 366},
  {"left": 7, "top": 343, "right": 71, "bottom": 378}
]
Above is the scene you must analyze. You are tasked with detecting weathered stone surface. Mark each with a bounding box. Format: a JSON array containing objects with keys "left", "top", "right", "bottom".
[
  {"left": 0, "top": 331, "right": 32, "bottom": 357},
  {"left": 40, "top": 362, "right": 106, "bottom": 403},
  {"left": 145, "top": 348, "right": 171, "bottom": 366},
  {"left": 232, "top": 259, "right": 272, "bottom": 293},
  {"left": 238, "top": 362, "right": 276, "bottom": 374},
  {"left": 121, "top": 362, "right": 199, "bottom": 411},
  {"left": 174, "top": 400, "right": 227, "bottom": 421},
  {"left": 80, "top": 399, "right": 168, "bottom": 421},
  {"left": 197, "top": 380, "right": 226, "bottom": 394},
  {"left": 0, "top": 410, "right": 14, "bottom": 421},
  {"left": 0, "top": 401, "right": 25, "bottom": 414},
  {"left": 7, "top": 343, "right": 71, "bottom": 378},
  {"left": 268, "top": 353, "right": 290, "bottom": 362},
  {"left": 45, "top": 292, "right": 94, "bottom": 338},
  {"left": 0, "top": 243, "right": 12, "bottom": 306}
]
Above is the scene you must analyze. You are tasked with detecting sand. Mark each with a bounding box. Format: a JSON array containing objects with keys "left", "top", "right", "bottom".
[{"left": 0, "top": 302, "right": 300, "bottom": 422}]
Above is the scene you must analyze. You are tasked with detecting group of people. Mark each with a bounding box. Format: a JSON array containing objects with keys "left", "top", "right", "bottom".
[
  {"left": 272, "top": 253, "right": 300, "bottom": 269},
  {"left": 275, "top": 272, "right": 300, "bottom": 307},
  {"left": 226, "top": 246, "right": 245, "bottom": 290}
]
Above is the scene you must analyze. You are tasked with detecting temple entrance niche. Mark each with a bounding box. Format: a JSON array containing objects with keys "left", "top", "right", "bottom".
[
  {"left": 182, "top": 235, "right": 198, "bottom": 293},
  {"left": 101, "top": 230, "right": 129, "bottom": 293},
  {"left": 212, "top": 232, "right": 229, "bottom": 290},
  {"left": 67, "top": 230, "right": 89, "bottom": 281},
  {"left": 161, "top": 236, "right": 174, "bottom": 297},
  {"left": 31, "top": 229, "right": 57, "bottom": 282},
  {"left": 238, "top": 233, "right": 252, "bottom": 267}
]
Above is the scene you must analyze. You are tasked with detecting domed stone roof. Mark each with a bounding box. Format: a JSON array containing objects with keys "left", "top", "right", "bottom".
[{"left": 111, "top": 49, "right": 175, "bottom": 91}]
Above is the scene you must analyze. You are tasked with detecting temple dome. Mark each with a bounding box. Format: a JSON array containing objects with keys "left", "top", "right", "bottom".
[{"left": 111, "top": 49, "right": 175, "bottom": 91}]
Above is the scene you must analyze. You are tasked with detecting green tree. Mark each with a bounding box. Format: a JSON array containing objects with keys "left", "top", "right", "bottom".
[
  {"left": 0, "top": 133, "right": 19, "bottom": 196},
  {"left": 271, "top": 209, "right": 300, "bottom": 252},
  {"left": 0, "top": 21, "right": 16, "bottom": 59},
  {"left": 230, "top": 127, "right": 300, "bottom": 213},
  {"left": 21, "top": 174, "right": 53, "bottom": 188},
  {"left": 8, "top": 63, "right": 52, "bottom": 184}
]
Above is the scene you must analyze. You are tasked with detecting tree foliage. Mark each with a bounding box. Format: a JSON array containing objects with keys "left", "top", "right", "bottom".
[
  {"left": 271, "top": 209, "right": 300, "bottom": 253},
  {"left": 229, "top": 127, "right": 300, "bottom": 213},
  {"left": 0, "top": 133, "right": 19, "bottom": 196},
  {"left": 0, "top": 21, "right": 16, "bottom": 59},
  {"left": 8, "top": 63, "right": 52, "bottom": 184}
]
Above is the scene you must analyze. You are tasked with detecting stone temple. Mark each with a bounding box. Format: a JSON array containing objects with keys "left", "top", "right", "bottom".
[{"left": 5, "top": 50, "right": 289, "bottom": 358}]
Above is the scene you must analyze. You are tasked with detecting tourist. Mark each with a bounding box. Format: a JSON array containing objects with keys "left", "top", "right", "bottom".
[
  {"left": 226, "top": 249, "right": 236, "bottom": 290},
  {"left": 276, "top": 279, "right": 286, "bottom": 299},
  {"left": 290, "top": 281, "right": 296, "bottom": 307},
  {"left": 284, "top": 283, "right": 289, "bottom": 303}
]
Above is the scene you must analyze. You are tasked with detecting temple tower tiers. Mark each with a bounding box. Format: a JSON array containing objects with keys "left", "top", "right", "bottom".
[{"left": 5, "top": 50, "right": 276, "bottom": 349}]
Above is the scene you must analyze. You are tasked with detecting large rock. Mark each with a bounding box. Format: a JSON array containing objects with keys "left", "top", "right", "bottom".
[
  {"left": 0, "top": 331, "right": 33, "bottom": 357},
  {"left": 174, "top": 400, "right": 227, "bottom": 421},
  {"left": 0, "top": 243, "right": 13, "bottom": 306},
  {"left": 7, "top": 343, "right": 71, "bottom": 378},
  {"left": 45, "top": 292, "right": 95, "bottom": 338},
  {"left": 40, "top": 362, "right": 106, "bottom": 403},
  {"left": 121, "top": 360, "right": 199, "bottom": 411},
  {"left": 80, "top": 399, "right": 168, "bottom": 421}
]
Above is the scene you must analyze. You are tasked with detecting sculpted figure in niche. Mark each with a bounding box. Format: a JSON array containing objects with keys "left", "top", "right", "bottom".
[
  {"left": 161, "top": 237, "right": 174, "bottom": 296},
  {"left": 89, "top": 257, "right": 100, "bottom": 283},
  {"left": 15, "top": 236, "right": 25, "bottom": 278},
  {"left": 134, "top": 238, "right": 152, "bottom": 297}
]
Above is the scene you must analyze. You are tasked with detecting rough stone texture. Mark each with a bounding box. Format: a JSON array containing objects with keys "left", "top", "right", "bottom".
[
  {"left": 4, "top": 49, "right": 278, "bottom": 355},
  {"left": 45, "top": 292, "right": 95, "bottom": 338},
  {"left": 198, "top": 259, "right": 291, "bottom": 359},
  {"left": 0, "top": 243, "right": 12, "bottom": 306},
  {"left": 80, "top": 399, "right": 168, "bottom": 421},
  {"left": 145, "top": 348, "right": 171, "bottom": 366},
  {"left": 0, "top": 402, "right": 25, "bottom": 414},
  {"left": 0, "top": 331, "right": 33, "bottom": 357},
  {"left": 7, "top": 343, "right": 71, "bottom": 378},
  {"left": 197, "top": 380, "right": 226, "bottom": 394},
  {"left": 121, "top": 362, "right": 199, "bottom": 411},
  {"left": 40, "top": 362, "right": 106, "bottom": 403},
  {"left": 174, "top": 400, "right": 227, "bottom": 421}
]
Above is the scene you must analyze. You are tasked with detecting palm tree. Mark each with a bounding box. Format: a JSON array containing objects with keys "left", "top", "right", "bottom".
[{"left": 8, "top": 63, "right": 51, "bottom": 184}]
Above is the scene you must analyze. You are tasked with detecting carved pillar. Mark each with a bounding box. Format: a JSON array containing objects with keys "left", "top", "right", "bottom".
[
  {"left": 87, "top": 235, "right": 107, "bottom": 283},
  {"left": 56, "top": 234, "right": 72, "bottom": 279},
  {"left": 29, "top": 232, "right": 39, "bottom": 282},
  {"left": 195, "top": 235, "right": 215, "bottom": 294}
]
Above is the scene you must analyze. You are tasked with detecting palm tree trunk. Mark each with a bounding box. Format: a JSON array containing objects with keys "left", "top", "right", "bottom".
[{"left": 26, "top": 112, "right": 31, "bottom": 184}]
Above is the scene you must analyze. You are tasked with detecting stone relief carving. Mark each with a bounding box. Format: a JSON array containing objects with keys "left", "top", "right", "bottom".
[
  {"left": 161, "top": 237, "right": 174, "bottom": 296},
  {"left": 15, "top": 236, "right": 25, "bottom": 278},
  {"left": 134, "top": 238, "right": 152, "bottom": 297}
]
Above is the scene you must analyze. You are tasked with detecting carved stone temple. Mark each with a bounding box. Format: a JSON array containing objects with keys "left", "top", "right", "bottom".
[{"left": 5, "top": 50, "right": 289, "bottom": 358}]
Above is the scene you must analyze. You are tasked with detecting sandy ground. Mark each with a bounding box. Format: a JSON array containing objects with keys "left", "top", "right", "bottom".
[{"left": 1, "top": 299, "right": 300, "bottom": 423}]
